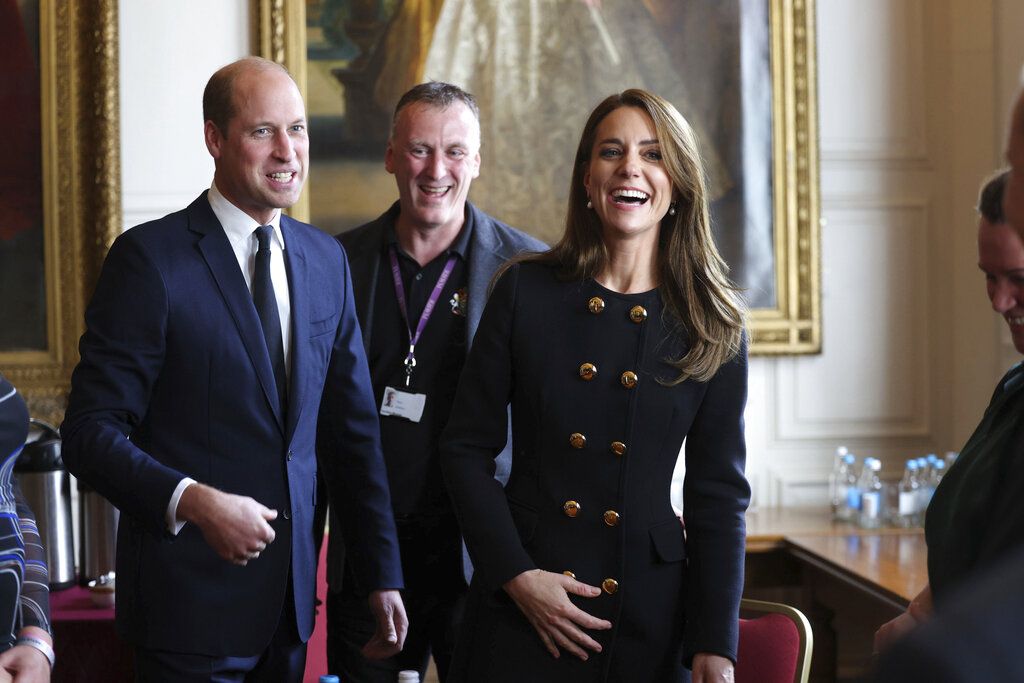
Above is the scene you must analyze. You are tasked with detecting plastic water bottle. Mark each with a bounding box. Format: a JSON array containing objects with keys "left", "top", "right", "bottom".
[
  {"left": 896, "top": 460, "right": 920, "bottom": 527},
  {"left": 398, "top": 672, "right": 421, "bottom": 683},
  {"left": 829, "top": 446, "right": 849, "bottom": 518},
  {"left": 858, "top": 458, "right": 883, "bottom": 528},
  {"left": 833, "top": 453, "right": 856, "bottom": 521},
  {"left": 839, "top": 454, "right": 862, "bottom": 521},
  {"left": 914, "top": 457, "right": 929, "bottom": 511},
  {"left": 920, "top": 456, "right": 939, "bottom": 511}
]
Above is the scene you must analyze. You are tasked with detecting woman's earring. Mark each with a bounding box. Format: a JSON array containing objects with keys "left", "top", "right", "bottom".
[
  {"left": 587, "top": 198, "right": 593, "bottom": 209},
  {"left": 668, "top": 202, "right": 677, "bottom": 216}
]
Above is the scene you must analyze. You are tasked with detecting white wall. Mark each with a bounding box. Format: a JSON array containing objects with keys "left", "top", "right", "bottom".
[
  {"left": 119, "top": 0, "right": 1020, "bottom": 508},
  {"left": 120, "top": 0, "right": 250, "bottom": 228}
]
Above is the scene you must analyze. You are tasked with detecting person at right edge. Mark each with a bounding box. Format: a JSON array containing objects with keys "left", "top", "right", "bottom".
[
  {"left": 874, "top": 169, "right": 1024, "bottom": 656},
  {"left": 440, "top": 89, "right": 750, "bottom": 682}
]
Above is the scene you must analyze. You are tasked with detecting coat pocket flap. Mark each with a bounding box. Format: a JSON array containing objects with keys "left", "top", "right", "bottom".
[{"left": 649, "top": 518, "right": 687, "bottom": 563}]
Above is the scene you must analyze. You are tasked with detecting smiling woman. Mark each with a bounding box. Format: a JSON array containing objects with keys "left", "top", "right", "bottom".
[{"left": 438, "top": 90, "right": 750, "bottom": 683}]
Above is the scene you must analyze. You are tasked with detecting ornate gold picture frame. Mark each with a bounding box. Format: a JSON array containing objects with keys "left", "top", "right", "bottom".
[
  {"left": 0, "top": 0, "right": 121, "bottom": 424},
  {"left": 256, "top": 0, "right": 820, "bottom": 354}
]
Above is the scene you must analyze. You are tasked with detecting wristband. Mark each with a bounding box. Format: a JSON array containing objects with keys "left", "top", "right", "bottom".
[{"left": 15, "top": 636, "right": 55, "bottom": 668}]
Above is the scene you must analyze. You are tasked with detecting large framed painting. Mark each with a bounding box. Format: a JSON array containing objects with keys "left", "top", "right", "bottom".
[
  {"left": 256, "top": 0, "right": 820, "bottom": 354},
  {"left": 0, "top": 0, "right": 121, "bottom": 424}
]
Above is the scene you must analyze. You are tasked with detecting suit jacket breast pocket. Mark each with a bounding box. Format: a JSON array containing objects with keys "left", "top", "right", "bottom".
[{"left": 309, "top": 312, "right": 339, "bottom": 338}]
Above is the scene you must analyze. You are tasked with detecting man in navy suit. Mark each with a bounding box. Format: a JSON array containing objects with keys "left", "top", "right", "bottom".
[{"left": 61, "top": 57, "right": 405, "bottom": 682}]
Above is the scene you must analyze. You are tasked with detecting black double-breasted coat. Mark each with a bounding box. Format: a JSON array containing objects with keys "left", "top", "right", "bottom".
[{"left": 440, "top": 262, "right": 750, "bottom": 682}]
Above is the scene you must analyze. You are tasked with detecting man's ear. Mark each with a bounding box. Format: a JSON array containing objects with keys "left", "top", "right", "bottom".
[
  {"left": 204, "top": 120, "right": 223, "bottom": 159},
  {"left": 384, "top": 141, "right": 396, "bottom": 175}
]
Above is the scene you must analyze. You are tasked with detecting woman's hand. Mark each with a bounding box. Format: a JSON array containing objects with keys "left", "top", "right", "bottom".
[
  {"left": 692, "top": 653, "right": 734, "bottom": 682},
  {"left": 503, "top": 569, "right": 612, "bottom": 660},
  {"left": 873, "top": 610, "right": 918, "bottom": 653}
]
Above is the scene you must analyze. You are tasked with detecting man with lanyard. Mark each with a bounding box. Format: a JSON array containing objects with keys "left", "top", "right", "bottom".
[{"left": 323, "top": 82, "right": 546, "bottom": 682}]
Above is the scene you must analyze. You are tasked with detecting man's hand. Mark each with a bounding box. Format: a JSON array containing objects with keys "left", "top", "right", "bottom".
[
  {"left": 692, "top": 653, "right": 734, "bottom": 683},
  {"left": 177, "top": 483, "right": 277, "bottom": 565},
  {"left": 873, "top": 611, "right": 918, "bottom": 654},
  {"left": 362, "top": 590, "right": 407, "bottom": 660},
  {"left": 503, "top": 569, "right": 612, "bottom": 661},
  {"left": 0, "top": 627, "right": 52, "bottom": 683}
]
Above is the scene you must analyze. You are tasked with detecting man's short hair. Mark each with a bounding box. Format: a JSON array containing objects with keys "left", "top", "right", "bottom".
[
  {"left": 979, "top": 170, "right": 1009, "bottom": 224},
  {"left": 203, "top": 57, "right": 293, "bottom": 134},
  {"left": 391, "top": 82, "right": 480, "bottom": 138}
]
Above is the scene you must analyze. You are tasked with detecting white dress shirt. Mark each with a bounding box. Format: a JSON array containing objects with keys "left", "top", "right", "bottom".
[{"left": 165, "top": 184, "right": 293, "bottom": 533}]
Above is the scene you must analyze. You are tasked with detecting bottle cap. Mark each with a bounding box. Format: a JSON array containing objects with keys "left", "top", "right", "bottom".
[{"left": 319, "top": 676, "right": 340, "bottom": 683}]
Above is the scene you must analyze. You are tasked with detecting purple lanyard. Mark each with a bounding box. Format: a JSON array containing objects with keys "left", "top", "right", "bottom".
[{"left": 388, "top": 246, "right": 458, "bottom": 386}]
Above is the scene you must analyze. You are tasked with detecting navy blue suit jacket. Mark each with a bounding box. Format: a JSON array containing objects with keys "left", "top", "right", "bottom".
[{"left": 61, "top": 193, "right": 402, "bottom": 656}]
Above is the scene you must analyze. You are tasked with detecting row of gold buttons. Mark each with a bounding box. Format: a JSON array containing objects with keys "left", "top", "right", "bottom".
[
  {"left": 558, "top": 297, "right": 636, "bottom": 598},
  {"left": 579, "top": 363, "right": 639, "bottom": 389},
  {"left": 561, "top": 501, "right": 620, "bottom": 527},
  {"left": 568, "top": 433, "right": 627, "bottom": 456},
  {"left": 588, "top": 296, "right": 648, "bottom": 324}
]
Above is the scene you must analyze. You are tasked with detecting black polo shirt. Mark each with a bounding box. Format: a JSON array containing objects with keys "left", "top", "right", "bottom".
[{"left": 367, "top": 211, "right": 473, "bottom": 519}]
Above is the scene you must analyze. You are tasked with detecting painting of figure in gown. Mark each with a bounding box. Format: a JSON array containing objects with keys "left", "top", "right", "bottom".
[
  {"left": 307, "top": 0, "right": 776, "bottom": 307},
  {"left": 0, "top": 0, "right": 46, "bottom": 351}
]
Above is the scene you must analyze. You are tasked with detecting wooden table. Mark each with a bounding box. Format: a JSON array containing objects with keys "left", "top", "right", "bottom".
[{"left": 743, "top": 507, "right": 927, "bottom": 682}]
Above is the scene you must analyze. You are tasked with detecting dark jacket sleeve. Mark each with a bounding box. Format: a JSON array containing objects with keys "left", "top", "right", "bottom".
[
  {"left": 316, "top": 239, "right": 403, "bottom": 592},
  {"left": 973, "top": 414, "right": 1024, "bottom": 575},
  {"left": 681, "top": 334, "right": 751, "bottom": 665},
  {"left": 60, "top": 231, "right": 186, "bottom": 536},
  {"left": 440, "top": 265, "right": 536, "bottom": 590}
]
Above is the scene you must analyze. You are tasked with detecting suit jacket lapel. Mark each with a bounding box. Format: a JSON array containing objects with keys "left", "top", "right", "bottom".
[
  {"left": 282, "top": 217, "right": 308, "bottom": 444},
  {"left": 190, "top": 194, "right": 285, "bottom": 433}
]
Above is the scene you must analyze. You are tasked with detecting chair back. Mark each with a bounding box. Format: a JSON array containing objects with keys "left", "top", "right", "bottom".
[{"left": 735, "top": 598, "right": 813, "bottom": 683}]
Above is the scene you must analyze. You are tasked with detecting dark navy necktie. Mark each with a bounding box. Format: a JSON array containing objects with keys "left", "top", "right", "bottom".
[{"left": 253, "top": 225, "right": 287, "bottom": 413}]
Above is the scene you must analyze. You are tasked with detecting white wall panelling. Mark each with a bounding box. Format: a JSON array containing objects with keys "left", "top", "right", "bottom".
[
  {"left": 778, "top": 201, "right": 931, "bottom": 439},
  {"left": 818, "top": 0, "right": 927, "bottom": 163},
  {"left": 119, "top": 1, "right": 251, "bottom": 231}
]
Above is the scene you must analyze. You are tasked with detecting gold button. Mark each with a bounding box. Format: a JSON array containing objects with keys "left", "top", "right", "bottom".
[
  {"left": 620, "top": 371, "right": 638, "bottom": 389},
  {"left": 629, "top": 305, "right": 648, "bottom": 323},
  {"left": 569, "top": 433, "right": 587, "bottom": 449},
  {"left": 610, "top": 441, "right": 627, "bottom": 456},
  {"left": 563, "top": 500, "right": 581, "bottom": 518},
  {"left": 603, "top": 510, "right": 620, "bottom": 527},
  {"left": 588, "top": 296, "right": 605, "bottom": 314},
  {"left": 602, "top": 578, "right": 619, "bottom": 595},
  {"left": 563, "top": 570, "right": 576, "bottom": 580},
  {"left": 579, "top": 362, "right": 597, "bottom": 381}
]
